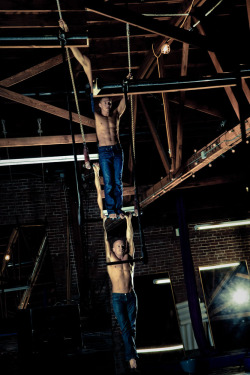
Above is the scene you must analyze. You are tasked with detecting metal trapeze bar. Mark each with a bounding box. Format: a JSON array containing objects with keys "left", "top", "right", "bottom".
[
  {"left": 106, "top": 257, "right": 144, "bottom": 266},
  {"left": 94, "top": 69, "right": 250, "bottom": 97}
]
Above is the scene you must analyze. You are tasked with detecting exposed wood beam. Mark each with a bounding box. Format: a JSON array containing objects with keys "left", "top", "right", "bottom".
[
  {"left": 194, "top": 20, "right": 250, "bottom": 120},
  {"left": 0, "top": 134, "right": 97, "bottom": 148},
  {"left": 136, "top": 0, "right": 202, "bottom": 80},
  {"left": 0, "top": 53, "right": 72, "bottom": 87},
  {"left": 140, "top": 117, "right": 250, "bottom": 209},
  {"left": 170, "top": 97, "right": 224, "bottom": 118},
  {"left": 139, "top": 95, "right": 170, "bottom": 174},
  {"left": 158, "top": 55, "right": 175, "bottom": 171},
  {"left": 0, "top": 86, "right": 95, "bottom": 128},
  {"left": 85, "top": 1, "right": 214, "bottom": 51},
  {"left": 176, "top": 16, "right": 190, "bottom": 170}
]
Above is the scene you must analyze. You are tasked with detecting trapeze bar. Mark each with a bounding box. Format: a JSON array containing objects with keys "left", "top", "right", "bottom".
[
  {"left": 94, "top": 69, "right": 250, "bottom": 97},
  {"left": 106, "top": 257, "right": 144, "bottom": 266}
]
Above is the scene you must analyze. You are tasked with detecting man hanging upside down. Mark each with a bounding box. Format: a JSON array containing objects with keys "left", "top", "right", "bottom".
[{"left": 59, "top": 19, "right": 126, "bottom": 220}]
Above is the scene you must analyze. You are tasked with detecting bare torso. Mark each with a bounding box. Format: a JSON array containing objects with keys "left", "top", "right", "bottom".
[
  {"left": 95, "top": 111, "right": 119, "bottom": 146},
  {"left": 107, "top": 253, "right": 133, "bottom": 293}
]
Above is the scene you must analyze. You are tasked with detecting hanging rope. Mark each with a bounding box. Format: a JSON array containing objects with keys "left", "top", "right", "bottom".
[
  {"left": 125, "top": 23, "right": 147, "bottom": 264},
  {"left": 56, "top": 0, "right": 91, "bottom": 169}
]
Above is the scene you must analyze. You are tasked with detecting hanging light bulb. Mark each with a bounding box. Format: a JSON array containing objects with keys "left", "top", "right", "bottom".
[
  {"left": 161, "top": 43, "right": 170, "bottom": 54},
  {"left": 4, "top": 254, "right": 10, "bottom": 261}
]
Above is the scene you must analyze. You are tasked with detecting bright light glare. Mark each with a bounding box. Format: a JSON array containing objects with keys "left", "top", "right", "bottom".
[
  {"left": 137, "top": 344, "right": 183, "bottom": 353},
  {"left": 194, "top": 219, "right": 250, "bottom": 230},
  {"left": 232, "top": 288, "right": 249, "bottom": 305},
  {"left": 199, "top": 262, "right": 240, "bottom": 271},
  {"left": 153, "top": 278, "right": 170, "bottom": 284}
]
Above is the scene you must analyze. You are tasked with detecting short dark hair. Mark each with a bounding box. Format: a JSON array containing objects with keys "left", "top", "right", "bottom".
[{"left": 111, "top": 237, "right": 126, "bottom": 249}]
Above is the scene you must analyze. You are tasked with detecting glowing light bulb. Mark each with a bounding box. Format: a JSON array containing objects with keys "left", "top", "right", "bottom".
[
  {"left": 161, "top": 43, "right": 170, "bottom": 54},
  {"left": 4, "top": 254, "right": 10, "bottom": 261}
]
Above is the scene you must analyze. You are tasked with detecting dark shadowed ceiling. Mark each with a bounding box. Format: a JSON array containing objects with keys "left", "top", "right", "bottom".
[{"left": 0, "top": 0, "right": 249, "bottom": 220}]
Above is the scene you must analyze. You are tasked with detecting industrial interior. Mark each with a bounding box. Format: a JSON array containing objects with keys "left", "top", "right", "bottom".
[{"left": 0, "top": 1, "right": 249, "bottom": 374}]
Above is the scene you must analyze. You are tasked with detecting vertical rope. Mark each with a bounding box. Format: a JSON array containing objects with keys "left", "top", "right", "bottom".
[{"left": 56, "top": 0, "right": 91, "bottom": 169}]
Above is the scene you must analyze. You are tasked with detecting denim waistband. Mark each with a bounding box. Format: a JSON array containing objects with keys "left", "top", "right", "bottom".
[
  {"left": 112, "top": 289, "right": 135, "bottom": 296},
  {"left": 98, "top": 143, "right": 122, "bottom": 151}
]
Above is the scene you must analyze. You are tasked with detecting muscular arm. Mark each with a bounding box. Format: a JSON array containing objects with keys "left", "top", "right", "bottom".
[
  {"left": 59, "top": 19, "right": 93, "bottom": 93},
  {"left": 116, "top": 95, "right": 126, "bottom": 118},
  {"left": 126, "top": 213, "right": 135, "bottom": 258}
]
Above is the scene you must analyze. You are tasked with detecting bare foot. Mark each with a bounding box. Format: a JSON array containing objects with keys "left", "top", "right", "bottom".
[
  {"left": 129, "top": 358, "right": 137, "bottom": 369},
  {"left": 108, "top": 213, "right": 117, "bottom": 219},
  {"left": 119, "top": 212, "right": 125, "bottom": 219}
]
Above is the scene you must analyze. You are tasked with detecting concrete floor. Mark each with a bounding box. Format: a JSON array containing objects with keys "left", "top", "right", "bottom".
[{"left": 1, "top": 332, "right": 250, "bottom": 375}]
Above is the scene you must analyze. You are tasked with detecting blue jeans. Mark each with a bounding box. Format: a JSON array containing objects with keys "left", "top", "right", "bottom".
[
  {"left": 98, "top": 144, "right": 124, "bottom": 215},
  {"left": 112, "top": 290, "right": 138, "bottom": 361}
]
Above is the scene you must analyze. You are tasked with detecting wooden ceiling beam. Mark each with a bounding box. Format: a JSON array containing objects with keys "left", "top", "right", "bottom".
[
  {"left": 0, "top": 53, "right": 72, "bottom": 87},
  {"left": 0, "top": 86, "right": 95, "bottom": 128},
  {"left": 140, "top": 117, "right": 250, "bottom": 209},
  {"left": 85, "top": 1, "right": 214, "bottom": 51},
  {"left": 175, "top": 16, "right": 191, "bottom": 170},
  {"left": 194, "top": 20, "right": 242, "bottom": 120},
  {"left": 0, "top": 134, "right": 97, "bottom": 148}
]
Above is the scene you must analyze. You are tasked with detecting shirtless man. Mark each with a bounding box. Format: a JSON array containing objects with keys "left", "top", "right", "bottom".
[
  {"left": 105, "top": 213, "right": 139, "bottom": 371},
  {"left": 59, "top": 19, "right": 126, "bottom": 220}
]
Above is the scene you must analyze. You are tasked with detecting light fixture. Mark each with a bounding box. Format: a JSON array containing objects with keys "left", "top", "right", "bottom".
[
  {"left": 153, "top": 278, "right": 170, "bottom": 284},
  {"left": 232, "top": 288, "right": 250, "bottom": 305},
  {"left": 0, "top": 154, "right": 99, "bottom": 166},
  {"left": 194, "top": 219, "right": 250, "bottom": 230},
  {"left": 199, "top": 262, "right": 240, "bottom": 271},
  {"left": 4, "top": 254, "right": 11, "bottom": 261},
  {"left": 137, "top": 344, "right": 183, "bottom": 354},
  {"left": 161, "top": 43, "right": 170, "bottom": 54}
]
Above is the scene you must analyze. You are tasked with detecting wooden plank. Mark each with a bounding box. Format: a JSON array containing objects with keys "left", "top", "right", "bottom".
[
  {"left": 135, "top": 0, "right": 201, "bottom": 80},
  {"left": 0, "top": 86, "right": 95, "bottom": 128},
  {"left": 0, "top": 134, "right": 97, "bottom": 148},
  {"left": 140, "top": 117, "right": 250, "bottom": 209},
  {"left": 158, "top": 56, "right": 175, "bottom": 171},
  {"left": 195, "top": 21, "right": 242, "bottom": 120},
  {"left": 0, "top": 53, "right": 71, "bottom": 87},
  {"left": 84, "top": 1, "right": 214, "bottom": 51},
  {"left": 175, "top": 17, "right": 190, "bottom": 170}
]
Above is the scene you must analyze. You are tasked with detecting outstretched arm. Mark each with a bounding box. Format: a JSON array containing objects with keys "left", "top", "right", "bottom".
[
  {"left": 125, "top": 213, "right": 135, "bottom": 258},
  {"left": 116, "top": 95, "right": 126, "bottom": 118},
  {"left": 59, "top": 19, "right": 93, "bottom": 93}
]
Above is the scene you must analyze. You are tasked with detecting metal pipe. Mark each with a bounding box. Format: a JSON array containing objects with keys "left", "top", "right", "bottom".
[
  {"left": 95, "top": 69, "right": 250, "bottom": 97},
  {"left": 0, "top": 35, "right": 88, "bottom": 41}
]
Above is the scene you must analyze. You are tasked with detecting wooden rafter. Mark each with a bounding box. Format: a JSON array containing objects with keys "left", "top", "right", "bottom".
[
  {"left": 84, "top": 1, "right": 214, "bottom": 51},
  {"left": 140, "top": 117, "right": 250, "bottom": 209},
  {"left": 0, "top": 86, "right": 95, "bottom": 128},
  {"left": 194, "top": 21, "right": 250, "bottom": 120},
  {"left": 0, "top": 53, "right": 72, "bottom": 87},
  {"left": 158, "top": 56, "right": 175, "bottom": 171},
  {"left": 0, "top": 133, "right": 97, "bottom": 148},
  {"left": 176, "top": 16, "right": 191, "bottom": 170}
]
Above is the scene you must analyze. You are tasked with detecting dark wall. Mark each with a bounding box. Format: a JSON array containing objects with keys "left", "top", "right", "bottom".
[{"left": 0, "top": 173, "right": 249, "bottom": 326}]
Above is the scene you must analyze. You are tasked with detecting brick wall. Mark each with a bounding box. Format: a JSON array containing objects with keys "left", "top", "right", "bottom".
[{"left": 1, "top": 174, "right": 250, "bottom": 318}]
